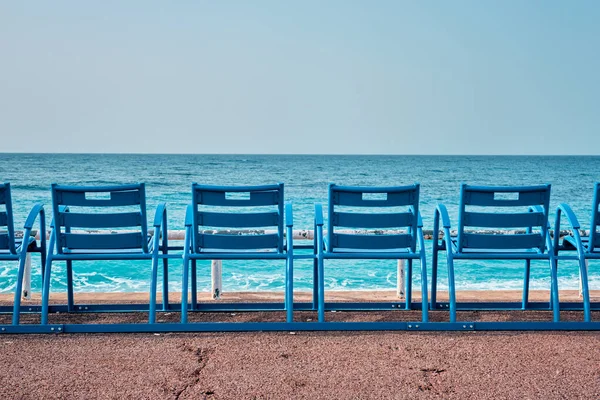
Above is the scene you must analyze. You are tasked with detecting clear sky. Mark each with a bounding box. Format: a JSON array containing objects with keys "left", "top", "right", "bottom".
[{"left": 1, "top": 1, "right": 598, "bottom": 155}]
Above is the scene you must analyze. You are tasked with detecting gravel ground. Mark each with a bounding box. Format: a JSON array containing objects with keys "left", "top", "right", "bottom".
[{"left": 1, "top": 311, "right": 599, "bottom": 399}]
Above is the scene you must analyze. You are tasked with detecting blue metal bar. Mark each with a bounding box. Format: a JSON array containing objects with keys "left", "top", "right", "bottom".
[
  {"left": 181, "top": 226, "right": 191, "bottom": 323},
  {"left": 554, "top": 203, "right": 591, "bottom": 322},
  {"left": 2, "top": 321, "right": 600, "bottom": 334},
  {"left": 285, "top": 203, "right": 294, "bottom": 323}
]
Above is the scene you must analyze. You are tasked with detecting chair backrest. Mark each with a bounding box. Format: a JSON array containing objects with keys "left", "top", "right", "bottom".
[
  {"left": 51, "top": 183, "right": 148, "bottom": 254},
  {"left": 589, "top": 182, "right": 600, "bottom": 251},
  {"left": 0, "top": 182, "right": 16, "bottom": 254},
  {"left": 192, "top": 183, "right": 284, "bottom": 253},
  {"left": 327, "top": 183, "right": 420, "bottom": 252},
  {"left": 456, "top": 184, "right": 551, "bottom": 253}
]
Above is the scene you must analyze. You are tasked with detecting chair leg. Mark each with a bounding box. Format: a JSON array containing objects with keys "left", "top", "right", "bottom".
[
  {"left": 149, "top": 255, "right": 159, "bottom": 324},
  {"left": 420, "top": 256, "right": 429, "bottom": 323},
  {"left": 190, "top": 259, "right": 198, "bottom": 311},
  {"left": 162, "top": 257, "right": 169, "bottom": 311},
  {"left": 318, "top": 255, "right": 325, "bottom": 323},
  {"left": 522, "top": 259, "right": 531, "bottom": 310},
  {"left": 578, "top": 258, "right": 592, "bottom": 322},
  {"left": 181, "top": 257, "right": 190, "bottom": 323},
  {"left": 66, "top": 260, "right": 74, "bottom": 312},
  {"left": 11, "top": 253, "right": 29, "bottom": 325},
  {"left": 312, "top": 257, "right": 318, "bottom": 311},
  {"left": 447, "top": 257, "right": 457, "bottom": 323},
  {"left": 550, "top": 258, "right": 560, "bottom": 322},
  {"left": 286, "top": 256, "right": 293, "bottom": 323},
  {"left": 41, "top": 256, "right": 53, "bottom": 325}
]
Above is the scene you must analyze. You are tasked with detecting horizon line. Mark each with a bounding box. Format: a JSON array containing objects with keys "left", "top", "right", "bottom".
[{"left": 1, "top": 152, "right": 598, "bottom": 157}]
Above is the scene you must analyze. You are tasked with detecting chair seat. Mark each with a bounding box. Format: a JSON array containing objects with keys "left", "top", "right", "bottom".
[
  {"left": 563, "top": 235, "right": 600, "bottom": 253},
  {"left": 0, "top": 236, "right": 36, "bottom": 256},
  {"left": 441, "top": 237, "right": 547, "bottom": 256},
  {"left": 329, "top": 247, "right": 412, "bottom": 254}
]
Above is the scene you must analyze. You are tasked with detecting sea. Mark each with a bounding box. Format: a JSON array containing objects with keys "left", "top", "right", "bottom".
[{"left": 1, "top": 154, "right": 599, "bottom": 295}]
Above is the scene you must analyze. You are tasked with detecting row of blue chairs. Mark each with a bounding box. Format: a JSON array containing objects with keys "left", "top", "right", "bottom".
[{"left": 1, "top": 181, "right": 598, "bottom": 333}]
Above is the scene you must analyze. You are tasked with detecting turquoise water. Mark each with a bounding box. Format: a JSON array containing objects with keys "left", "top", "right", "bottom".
[{"left": 1, "top": 154, "right": 599, "bottom": 294}]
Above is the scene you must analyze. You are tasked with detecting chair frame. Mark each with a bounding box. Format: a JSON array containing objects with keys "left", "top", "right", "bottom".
[
  {"left": 553, "top": 182, "right": 600, "bottom": 322},
  {"left": 432, "top": 184, "right": 560, "bottom": 323},
  {"left": 181, "top": 183, "right": 294, "bottom": 323},
  {"left": 37, "top": 183, "right": 169, "bottom": 325},
  {"left": 1, "top": 183, "right": 47, "bottom": 325},
  {"left": 313, "top": 183, "right": 429, "bottom": 323}
]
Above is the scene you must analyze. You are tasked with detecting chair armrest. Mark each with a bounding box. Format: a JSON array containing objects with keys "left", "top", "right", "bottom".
[
  {"left": 435, "top": 204, "right": 452, "bottom": 228},
  {"left": 555, "top": 203, "right": 581, "bottom": 230},
  {"left": 153, "top": 203, "right": 167, "bottom": 228},
  {"left": 285, "top": 203, "right": 293, "bottom": 227},
  {"left": 554, "top": 203, "right": 583, "bottom": 252},
  {"left": 184, "top": 204, "right": 194, "bottom": 227},
  {"left": 23, "top": 203, "right": 44, "bottom": 230},
  {"left": 314, "top": 204, "right": 324, "bottom": 226}
]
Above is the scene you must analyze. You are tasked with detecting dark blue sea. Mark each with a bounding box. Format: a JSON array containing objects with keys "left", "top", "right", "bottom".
[{"left": 1, "top": 154, "right": 599, "bottom": 294}]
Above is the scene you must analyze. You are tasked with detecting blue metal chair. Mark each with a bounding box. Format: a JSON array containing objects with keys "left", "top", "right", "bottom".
[
  {"left": 181, "top": 183, "right": 294, "bottom": 323},
  {"left": 314, "top": 183, "right": 429, "bottom": 323},
  {"left": 1, "top": 183, "right": 47, "bottom": 324},
  {"left": 554, "top": 182, "right": 600, "bottom": 322},
  {"left": 432, "top": 184, "right": 559, "bottom": 323},
  {"left": 40, "top": 183, "right": 169, "bottom": 325}
]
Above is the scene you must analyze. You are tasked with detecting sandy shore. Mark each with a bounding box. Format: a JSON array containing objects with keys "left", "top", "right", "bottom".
[
  {"left": 1, "top": 290, "right": 599, "bottom": 399},
  {"left": 2, "top": 289, "right": 599, "bottom": 304}
]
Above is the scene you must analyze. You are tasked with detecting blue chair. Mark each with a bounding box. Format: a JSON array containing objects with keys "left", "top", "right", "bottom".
[
  {"left": 432, "top": 184, "right": 558, "bottom": 323},
  {"left": 181, "top": 183, "right": 293, "bottom": 323},
  {"left": 554, "top": 182, "right": 600, "bottom": 322},
  {"left": 40, "top": 183, "right": 169, "bottom": 325},
  {"left": 314, "top": 183, "right": 429, "bottom": 323},
  {"left": 1, "top": 183, "right": 46, "bottom": 325}
]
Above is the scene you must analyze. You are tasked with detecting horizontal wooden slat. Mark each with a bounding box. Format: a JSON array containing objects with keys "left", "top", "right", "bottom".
[
  {"left": 197, "top": 233, "right": 279, "bottom": 250},
  {"left": 197, "top": 211, "right": 279, "bottom": 228},
  {"left": 461, "top": 233, "right": 544, "bottom": 250},
  {"left": 331, "top": 233, "right": 413, "bottom": 250},
  {"left": 61, "top": 232, "right": 144, "bottom": 250},
  {"left": 463, "top": 190, "right": 547, "bottom": 207},
  {"left": 332, "top": 212, "right": 414, "bottom": 229},
  {"left": 462, "top": 211, "right": 545, "bottom": 228},
  {"left": 196, "top": 191, "right": 279, "bottom": 207},
  {"left": 0, "top": 212, "right": 7, "bottom": 226},
  {"left": 332, "top": 190, "right": 417, "bottom": 207},
  {"left": 60, "top": 212, "right": 142, "bottom": 228},
  {"left": 0, "top": 233, "right": 9, "bottom": 250},
  {"left": 57, "top": 190, "right": 141, "bottom": 207}
]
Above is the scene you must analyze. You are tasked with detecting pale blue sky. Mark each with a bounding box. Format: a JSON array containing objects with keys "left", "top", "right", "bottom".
[{"left": 1, "top": 1, "right": 598, "bottom": 154}]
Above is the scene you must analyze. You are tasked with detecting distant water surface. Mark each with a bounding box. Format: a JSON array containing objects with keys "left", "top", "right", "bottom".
[{"left": 1, "top": 154, "right": 599, "bottom": 294}]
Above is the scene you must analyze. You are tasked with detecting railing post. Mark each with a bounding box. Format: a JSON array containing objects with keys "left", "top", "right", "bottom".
[
  {"left": 397, "top": 259, "right": 405, "bottom": 299},
  {"left": 22, "top": 253, "right": 31, "bottom": 300},
  {"left": 579, "top": 260, "right": 589, "bottom": 298},
  {"left": 211, "top": 260, "right": 222, "bottom": 299}
]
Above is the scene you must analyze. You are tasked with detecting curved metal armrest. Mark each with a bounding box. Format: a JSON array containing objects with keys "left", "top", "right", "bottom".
[
  {"left": 555, "top": 203, "right": 581, "bottom": 230},
  {"left": 314, "top": 203, "right": 324, "bottom": 226},
  {"left": 153, "top": 203, "right": 167, "bottom": 228},
  {"left": 554, "top": 203, "right": 583, "bottom": 252},
  {"left": 435, "top": 204, "right": 452, "bottom": 229},
  {"left": 23, "top": 203, "right": 44, "bottom": 230},
  {"left": 184, "top": 204, "right": 194, "bottom": 227},
  {"left": 285, "top": 203, "right": 293, "bottom": 228}
]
